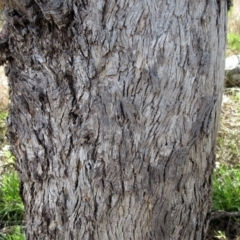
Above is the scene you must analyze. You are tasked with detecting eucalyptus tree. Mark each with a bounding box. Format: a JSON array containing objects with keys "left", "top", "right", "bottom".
[{"left": 0, "top": 0, "right": 228, "bottom": 239}]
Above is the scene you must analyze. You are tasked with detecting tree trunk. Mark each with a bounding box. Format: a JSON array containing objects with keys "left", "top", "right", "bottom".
[{"left": 0, "top": 0, "right": 226, "bottom": 239}]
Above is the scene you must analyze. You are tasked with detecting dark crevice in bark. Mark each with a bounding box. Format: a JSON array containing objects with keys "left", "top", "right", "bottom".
[
  {"left": 3, "top": 0, "right": 226, "bottom": 239},
  {"left": 65, "top": 71, "right": 77, "bottom": 106}
]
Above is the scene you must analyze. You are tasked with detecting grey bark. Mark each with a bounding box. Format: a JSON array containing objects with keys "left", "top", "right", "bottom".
[{"left": 0, "top": 0, "right": 227, "bottom": 239}]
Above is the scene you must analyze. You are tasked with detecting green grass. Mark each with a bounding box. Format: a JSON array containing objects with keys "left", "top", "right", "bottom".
[
  {"left": 212, "top": 165, "right": 240, "bottom": 212},
  {"left": 0, "top": 172, "right": 24, "bottom": 225},
  {"left": 0, "top": 107, "right": 25, "bottom": 239},
  {"left": 0, "top": 111, "right": 8, "bottom": 122},
  {"left": 0, "top": 161, "right": 25, "bottom": 239},
  {"left": 227, "top": 33, "right": 240, "bottom": 53},
  {"left": 0, "top": 226, "right": 25, "bottom": 240}
]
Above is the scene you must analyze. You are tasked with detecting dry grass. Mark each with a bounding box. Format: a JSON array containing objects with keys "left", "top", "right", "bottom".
[
  {"left": 216, "top": 89, "right": 240, "bottom": 167},
  {"left": 0, "top": 6, "right": 6, "bottom": 111},
  {"left": 228, "top": 0, "right": 240, "bottom": 34},
  {"left": 0, "top": 66, "right": 9, "bottom": 111},
  {"left": 226, "top": 0, "right": 240, "bottom": 56}
]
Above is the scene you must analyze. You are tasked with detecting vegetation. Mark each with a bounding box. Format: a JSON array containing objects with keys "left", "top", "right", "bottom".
[
  {"left": 212, "top": 165, "right": 240, "bottom": 212},
  {"left": 0, "top": 172, "right": 25, "bottom": 240},
  {"left": 0, "top": 226, "right": 25, "bottom": 240},
  {"left": 216, "top": 90, "right": 240, "bottom": 166},
  {"left": 227, "top": 33, "right": 240, "bottom": 54},
  {"left": 0, "top": 172, "right": 24, "bottom": 223},
  {"left": 207, "top": 89, "right": 240, "bottom": 239},
  {"left": 0, "top": 110, "right": 25, "bottom": 240},
  {"left": 227, "top": 0, "right": 240, "bottom": 56},
  {"left": 0, "top": 110, "right": 8, "bottom": 148}
]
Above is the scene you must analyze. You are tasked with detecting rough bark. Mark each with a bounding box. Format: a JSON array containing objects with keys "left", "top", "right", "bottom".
[{"left": 0, "top": 0, "right": 226, "bottom": 239}]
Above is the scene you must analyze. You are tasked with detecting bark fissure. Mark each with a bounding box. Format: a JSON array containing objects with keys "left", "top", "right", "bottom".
[{"left": 0, "top": 0, "right": 227, "bottom": 239}]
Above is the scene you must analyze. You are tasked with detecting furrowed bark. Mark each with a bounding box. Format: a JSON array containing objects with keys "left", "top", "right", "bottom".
[{"left": 2, "top": 0, "right": 227, "bottom": 239}]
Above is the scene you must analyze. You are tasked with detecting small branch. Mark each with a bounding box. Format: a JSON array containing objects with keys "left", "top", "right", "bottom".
[
  {"left": 0, "top": 220, "right": 26, "bottom": 225},
  {"left": 211, "top": 211, "right": 240, "bottom": 220}
]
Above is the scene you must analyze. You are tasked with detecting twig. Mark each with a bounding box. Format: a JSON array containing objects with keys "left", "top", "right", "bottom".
[
  {"left": 0, "top": 220, "right": 26, "bottom": 225},
  {"left": 211, "top": 211, "right": 240, "bottom": 220}
]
